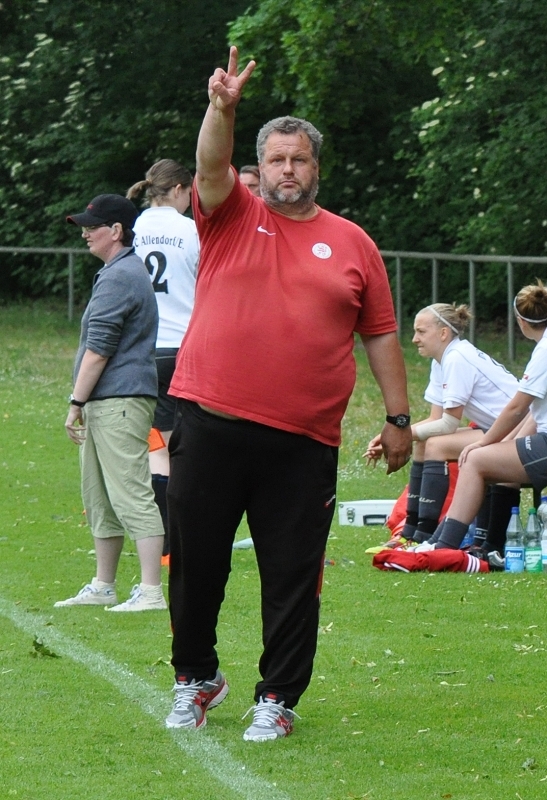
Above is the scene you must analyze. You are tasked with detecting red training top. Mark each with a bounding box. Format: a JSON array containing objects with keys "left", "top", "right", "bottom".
[{"left": 169, "top": 169, "right": 397, "bottom": 446}]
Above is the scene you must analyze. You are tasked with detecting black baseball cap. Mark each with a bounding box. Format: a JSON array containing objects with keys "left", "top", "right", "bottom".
[{"left": 66, "top": 194, "right": 138, "bottom": 228}]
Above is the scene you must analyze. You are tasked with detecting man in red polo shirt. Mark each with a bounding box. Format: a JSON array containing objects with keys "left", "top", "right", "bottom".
[{"left": 165, "top": 47, "right": 412, "bottom": 741}]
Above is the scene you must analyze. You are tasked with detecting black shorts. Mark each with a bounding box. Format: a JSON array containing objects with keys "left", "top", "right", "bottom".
[
  {"left": 154, "top": 348, "right": 178, "bottom": 432},
  {"left": 516, "top": 432, "right": 547, "bottom": 492}
]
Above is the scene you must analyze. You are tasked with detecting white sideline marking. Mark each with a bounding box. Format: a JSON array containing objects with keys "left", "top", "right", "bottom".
[{"left": 0, "top": 595, "right": 291, "bottom": 800}]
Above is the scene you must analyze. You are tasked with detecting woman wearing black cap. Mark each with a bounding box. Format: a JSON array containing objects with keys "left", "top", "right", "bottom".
[{"left": 55, "top": 194, "right": 166, "bottom": 612}]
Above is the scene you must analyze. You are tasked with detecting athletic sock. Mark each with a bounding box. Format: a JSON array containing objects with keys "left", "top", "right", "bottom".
[
  {"left": 416, "top": 460, "right": 450, "bottom": 540},
  {"left": 152, "top": 473, "right": 169, "bottom": 556},
  {"left": 476, "top": 486, "right": 492, "bottom": 530},
  {"left": 435, "top": 517, "right": 470, "bottom": 549},
  {"left": 428, "top": 517, "right": 445, "bottom": 544},
  {"left": 473, "top": 487, "right": 491, "bottom": 546},
  {"left": 483, "top": 485, "right": 521, "bottom": 554},
  {"left": 401, "top": 461, "right": 424, "bottom": 540}
]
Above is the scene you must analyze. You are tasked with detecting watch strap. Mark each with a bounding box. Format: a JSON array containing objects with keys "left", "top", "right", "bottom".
[
  {"left": 69, "top": 394, "right": 86, "bottom": 408},
  {"left": 386, "top": 413, "right": 411, "bottom": 428}
]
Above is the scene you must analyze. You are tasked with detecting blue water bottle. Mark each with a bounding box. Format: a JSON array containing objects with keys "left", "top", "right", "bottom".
[{"left": 504, "top": 507, "right": 525, "bottom": 573}]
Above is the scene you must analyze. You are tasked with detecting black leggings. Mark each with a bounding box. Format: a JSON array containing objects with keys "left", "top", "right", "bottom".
[{"left": 167, "top": 400, "right": 338, "bottom": 708}]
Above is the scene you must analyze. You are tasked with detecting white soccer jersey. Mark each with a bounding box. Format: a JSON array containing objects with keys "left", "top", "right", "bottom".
[
  {"left": 424, "top": 338, "right": 518, "bottom": 430},
  {"left": 423, "top": 367, "right": 443, "bottom": 407},
  {"left": 519, "top": 329, "right": 547, "bottom": 433},
  {"left": 133, "top": 207, "right": 200, "bottom": 348}
]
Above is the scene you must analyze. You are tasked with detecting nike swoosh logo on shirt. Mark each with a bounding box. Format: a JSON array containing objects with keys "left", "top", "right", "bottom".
[{"left": 257, "top": 226, "right": 276, "bottom": 236}]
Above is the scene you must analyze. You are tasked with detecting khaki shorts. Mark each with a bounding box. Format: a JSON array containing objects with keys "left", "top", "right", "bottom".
[{"left": 80, "top": 396, "right": 164, "bottom": 540}]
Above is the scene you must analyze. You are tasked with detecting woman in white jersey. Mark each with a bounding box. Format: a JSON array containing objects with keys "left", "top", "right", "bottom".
[
  {"left": 127, "top": 160, "right": 200, "bottom": 558},
  {"left": 423, "top": 282, "right": 547, "bottom": 551},
  {"left": 367, "top": 303, "right": 519, "bottom": 548}
]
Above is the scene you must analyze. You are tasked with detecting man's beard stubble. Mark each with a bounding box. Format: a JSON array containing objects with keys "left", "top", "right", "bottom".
[{"left": 260, "top": 175, "right": 319, "bottom": 213}]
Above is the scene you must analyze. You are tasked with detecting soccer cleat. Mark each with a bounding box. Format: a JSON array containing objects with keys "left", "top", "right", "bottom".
[
  {"left": 165, "top": 670, "right": 229, "bottom": 729},
  {"left": 106, "top": 583, "right": 167, "bottom": 612},
  {"left": 365, "top": 544, "right": 392, "bottom": 555},
  {"left": 487, "top": 550, "right": 505, "bottom": 571},
  {"left": 365, "top": 535, "right": 416, "bottom": 555},
  {"left": 393, "top": 538, "right": 417, "bottom": 550},
  {"left": 54, "top": 577, "right": 117, "bottom": 607},
  {"left": 467, "top": 544, "right": 489, "bottom": 560},
  {"left": 383, "top": 534, "right": 409, "bottom": 549},
  {"left": 242, "top": 694, "right": 300, "bottom": 742}
]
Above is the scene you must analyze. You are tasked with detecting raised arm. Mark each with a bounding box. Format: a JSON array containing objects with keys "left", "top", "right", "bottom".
[
  {"left": 195, "top": 46, "right": 256, "bottom": 214},
  {"left": 361, "top": 331, "right": 412, "bottom": 473}
]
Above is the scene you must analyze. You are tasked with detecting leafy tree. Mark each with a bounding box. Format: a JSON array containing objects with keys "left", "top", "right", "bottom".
[
  {"left": 4, "top": 0, "right": 544, "bottom": 320},
  {"left": 229, "top": 0, "right": 469, "bottom": 250},
  {"left": 0, "top": 0, "right": 253, "bottom": 298},
  {"left": 402, "top": 0, "right": 547, "bottom": 314},
  {"left": 408, "top": 0, "right": 547, "bottom": 256},
  {"left": 229, "top": 0, "right": 547, "bottom": 316}
]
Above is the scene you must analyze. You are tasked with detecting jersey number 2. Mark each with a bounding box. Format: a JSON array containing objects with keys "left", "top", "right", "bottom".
[{"left": 145, "top": 252, "right": 168, "bottom": 293}]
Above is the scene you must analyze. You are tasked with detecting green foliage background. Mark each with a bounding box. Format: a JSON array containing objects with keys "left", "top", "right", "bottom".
[{"left": 1, "top": 0, "right": 546, "bottom": 314}]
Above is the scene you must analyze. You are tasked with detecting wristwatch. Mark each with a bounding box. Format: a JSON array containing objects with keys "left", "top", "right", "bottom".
[
  {"left": 68, "top": 393, "right": 86, "bottom": 408},
  {"left": 386, "top": 413, "right": 411, "bottom": 428}
]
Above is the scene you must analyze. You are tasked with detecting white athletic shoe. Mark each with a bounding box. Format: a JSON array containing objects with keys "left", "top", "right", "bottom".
[
  {"left": 165, "top": 671, "right": 229, "bottom": 729},
  {"left": 412, "top": 542, "right": 436, "bottom": 553},
  {"left": 242, "top": 694, "right": 300, "bottom": 742},
  {"left": 54, "top": 577, "right": 117, "bottom": 607},
  {"left": 106, "top": 583, "right": 167, "bottom": 612}
]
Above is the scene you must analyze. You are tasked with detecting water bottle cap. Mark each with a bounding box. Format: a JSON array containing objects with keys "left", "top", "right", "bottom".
[
  {"left": 529, "top": 508, "right": 537, "bottom": 514},
  {"left": 511, "top": 507, "right": 520, "bottom": 513}
]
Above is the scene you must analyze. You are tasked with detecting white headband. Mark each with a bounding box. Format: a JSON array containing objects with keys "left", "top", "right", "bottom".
[
  {"left": 513, "top": 296, "right": 547, "bottom": 324},
  {"left": 427, "top": 306, "right": 459, "bottom": 335}
]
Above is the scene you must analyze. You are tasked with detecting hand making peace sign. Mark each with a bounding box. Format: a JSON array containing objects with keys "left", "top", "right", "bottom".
[{"left": 208, "top": 46, "right": 256, "bottom": 111}]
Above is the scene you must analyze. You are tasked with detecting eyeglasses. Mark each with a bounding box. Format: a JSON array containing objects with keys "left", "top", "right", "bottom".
[{"left": 81, "top": 223, "right": 114, "bottom": 233}]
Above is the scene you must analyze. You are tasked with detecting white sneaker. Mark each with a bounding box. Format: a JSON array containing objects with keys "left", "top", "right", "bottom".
[
  {"left": 242, "top": 694, "right": 300, "bottom": 742},
  {"left": 165, "top": 671, "right": 229, "bottom": 729},
  {"left": 54, "top": 577, "right": 117, "bottom": 607},
  {"left": 413, "top": 541, "right": 436, "bottom": 553},
  {"left": 106, "top": 583, "right": 167, "bottom": 612}
]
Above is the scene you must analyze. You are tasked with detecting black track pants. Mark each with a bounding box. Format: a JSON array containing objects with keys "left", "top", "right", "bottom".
[{"left": 167, "top": 400, "right": 338, "bottom": 709}]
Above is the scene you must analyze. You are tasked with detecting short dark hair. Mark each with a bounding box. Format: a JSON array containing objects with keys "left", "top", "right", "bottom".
[
  {"left": 121, "top": 227, "right": 135, "bottom": 247},
  {"left": 256, "top": 117, "right": 323, "bottom": 163},
  {"left": 239, "top": 165, "right": 260, "bottom": 179}
]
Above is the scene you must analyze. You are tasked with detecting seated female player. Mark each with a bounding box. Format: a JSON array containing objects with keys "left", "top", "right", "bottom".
[
  {"left": 421, "top": 281, "right": 547, "bottom": 550},
  {"left": 366, "top": 302, "right": 519, "bottom": 545}
]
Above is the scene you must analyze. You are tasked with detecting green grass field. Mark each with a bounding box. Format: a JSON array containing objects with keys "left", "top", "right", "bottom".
[{"left": 1, "top": 302, "right": 546, "bottom": 800}]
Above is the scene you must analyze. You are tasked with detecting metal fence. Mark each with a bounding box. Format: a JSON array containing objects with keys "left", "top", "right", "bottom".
[
  {"left": 383, "top": 250, "right": 547, "bottom": 360},
  {"left": 3, "top": 245, "right": 547, "bottom": 360},
  {"left": 0, "top": 245, "right": 92, "bottom": 323}
]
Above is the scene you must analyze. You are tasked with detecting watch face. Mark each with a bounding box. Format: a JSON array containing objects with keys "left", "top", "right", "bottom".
[{"left": 388, "top": 414, "right": 410, "bottom": 428}]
